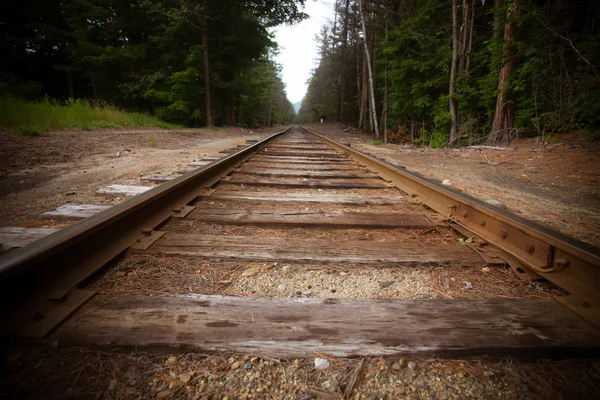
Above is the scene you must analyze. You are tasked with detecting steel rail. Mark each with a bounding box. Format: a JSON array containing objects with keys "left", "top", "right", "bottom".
[
  {"left": 301, "top": 126, "right": 600, "bottom": 316},
  {"left": 0, "top": 126, "right": 292, "bottom": 337}
]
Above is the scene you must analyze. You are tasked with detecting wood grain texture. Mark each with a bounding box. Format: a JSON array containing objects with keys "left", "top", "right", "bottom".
[
  {"left": 52, "top": 295, "right": 600, "bottom": 359},
  {"left": 144, "top": 233, "right": 484, "bottom": 265},
  {"left": 187, "top": 208, "right": 437, "bottom": 229},
  {"left": 210, "top": 191, "right": 405, "bottom": 205},
  {"left": 243, "top": 162, "right": 360, "bottom": 171},
  {"left": 238, "top": 168, "right": 372, "bottom": 179},
  {"left": 259, "top": 151, "right": 345, "bottom": 158},
  {"left": 141, "top": 175, "right": 180, "bottom": 183},
  {"left": 266, "top": 145, "right": 331, "bottom": 150},
  {"left": 228, "top": 177, "right": 386, "bottom": 189},
  {"left": 251, "top": 156, "right": 354, "bottom": 164},
  {"left": 41, "top": 204, "right": 110, "bottom": 220},
  {"left": 0, "top": 227, "right": 58, "bottom": 251},
  {"left": 275, "top": 141, "right": 319, "bottom": 144},
  {"left": 96, "top": 185, "right": 152, "bottom": 197}
]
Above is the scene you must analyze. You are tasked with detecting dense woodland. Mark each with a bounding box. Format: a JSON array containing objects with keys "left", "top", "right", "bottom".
[
  {"left": 298, "top": 0, "right": 600, "bottom": 145},
  {"left": 0, "top": 0, "right": 305, "bottom": 128}
]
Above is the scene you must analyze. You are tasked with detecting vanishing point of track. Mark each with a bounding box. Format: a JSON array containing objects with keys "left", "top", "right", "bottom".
[{"left": 1, "top": 126, "right": 600, "bottom": 360}]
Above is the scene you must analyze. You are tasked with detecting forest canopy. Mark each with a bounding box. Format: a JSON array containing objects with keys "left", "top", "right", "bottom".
[
  {"left": 0, "top": 0, "right": 307, "bottom": 128},
  {"left": 298, "top": 0, "right": 600, "bottom": 145}
]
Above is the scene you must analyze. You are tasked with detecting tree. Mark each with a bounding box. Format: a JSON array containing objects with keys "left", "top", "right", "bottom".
[
  {"left": 298, "top": 0, "right": 600, "bottom": 143},
  {"left": 201, "top": 29, "right": 213, "bottom": 126},
  {"left": 359, "top": 0, "right": 379, "bottom": 138},
  {"left": 0, "top": 0, "right": 307, "bottom": 127},
  {"left": 449, "top": 0, "right": 460, "bottom": 146},
  {"left": 339, "top": 0, "right": 350, "bottom": 123},
  {"left": 489, "top": 0, "right": 521, "bottom": 142}
]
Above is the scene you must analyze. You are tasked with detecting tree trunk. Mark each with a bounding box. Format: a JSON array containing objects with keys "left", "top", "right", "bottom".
[
  {"left": 355, "top": 17, "right": 361, "bottom": 127},
  {"left": 489, "top": 1, "right": 521, "bottom": 143},
  {"left": 369, "top": 33, "right": 377, "bottom": 133},
  {"left": 382, "top": 3, "right": 389, "bottom": 144},
  {"left": 332, "top": 0, "right": 339, "bottom": 49},
  {"left": 222, "top": 91, "right": 234, "bottom": 126},
  {"left": 448, "top": 0, "right": 460, "bottom": 147},
  {"left": 359, "top": 54, "right": 368, "bottom": 130},
  {"left": 382, "top": 68, "right": 388, "bottom": 143},
  {"left": 493, "top": 0, "right": 503, "bottom": 40},
  {"left": 458, "top": 0, "right": 469, "bottom": 74},
  {"left": 201, "top": 29, "right": 213, "bottom": 127},
  {"left": 339, "top": 0, "right": 350, "bottom": 123},
  {"left": 465, "top": 0, "right": 476, "bottom": 73},
  {"left": 268, "top": 100, "right": 273, "bottom": 126},
  {"left": 358, "top": 0, "right": 379, "bottom": 138}
]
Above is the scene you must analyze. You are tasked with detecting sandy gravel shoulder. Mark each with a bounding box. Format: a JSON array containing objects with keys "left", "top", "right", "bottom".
[
  {"left": 0, "top": 126, "right": 287, "bottom": 227},
  {"left": 306, "top": 123, "right": 600, "bottom": 246}
]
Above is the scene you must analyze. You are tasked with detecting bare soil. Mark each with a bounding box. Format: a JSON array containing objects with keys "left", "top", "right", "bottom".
[
  {"left": 306, "top": 123, "right": 600, "bottom": 246},
  {"left": 0, "top": 126, "right": 284, "bottom": 227}
]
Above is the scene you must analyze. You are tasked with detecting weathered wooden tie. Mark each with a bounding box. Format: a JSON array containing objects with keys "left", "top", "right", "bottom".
[
  {"left": 243, "top": 162, "right": 360, "bottom": 171},
  {"left": 266, "top": 145, "right": 331, "bottom": 150},
  {"left": 51, "top": 295, "right": 600, "bottom": 359},
  {"left": 96, "top": 185, "right": 153, "bottom": 197},
  {"left": 141, "top": 233, "right": 484, "bottom": 266},
  {"left": 259, "top": 151, "right": 346, "bottom": 159},
  {"left": 238, "top": 168, "right": 372, "bottom": 179},
  {"left": 252, "top": 156, "right": 354, "bottom": 164},
  {"left": 228, "top": 177, "right": 387, "bottom": 189},
  {"left": 0, "top": 227, "right": 58, "bottom": 252},
  {"left": 141, "top": 175, "right": 180, "bottom": 183},
  {"left": 42, "top": 204, "right": 110, "bottom": 220},
  {"left": 210, "top": 191, "right": 404, "bottom": 205},
  {"left": 187, "top": 208, "right": 439, "bottom": 229}
]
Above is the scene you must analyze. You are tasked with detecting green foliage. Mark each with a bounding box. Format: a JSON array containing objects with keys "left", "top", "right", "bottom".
[
  {"left": 415, "top": 126, "right": 448, "bottom": 148},
  {"left": 300, "top": 0, "right": 600, "bottom": 146},
  {"left": 0, "top": 97, "right": 180, "bottom": 134},
  {"left": 371, "top": 139, "right": 383, "bottom": 145},
  {"left": 236, "top": 56, "right": 295, "bottom": 128},
  {"left": 13, "top": 125, "right": 43, "bottom": 136},
  {"left": 382, "top": 1, "right": 451, "bottom": 134},
  {"left": 149, "top": 138, "right": 158, "bottom": 147},
  {"left": 1, "top": 0, "right": 304, "bottom": 128},
  {"left": 88, "top": 120, "right": 121, "bottom": 129}
]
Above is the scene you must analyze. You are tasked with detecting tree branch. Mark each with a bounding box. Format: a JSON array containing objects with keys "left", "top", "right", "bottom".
[{"left": 520, "top": 3, "right": 600, "bottom": 81}]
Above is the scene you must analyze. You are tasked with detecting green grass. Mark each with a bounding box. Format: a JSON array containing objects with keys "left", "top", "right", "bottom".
[
  {"left": 0, "top": 97, "right": 182, "bottom": 135},
  {"left": 371, "top": 139, "right": 383, "bottom": 145}
]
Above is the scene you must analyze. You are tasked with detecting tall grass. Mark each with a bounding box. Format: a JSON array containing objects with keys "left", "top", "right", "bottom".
[{"left": 0, "top": 97, "right": 182, "bottom": 135}]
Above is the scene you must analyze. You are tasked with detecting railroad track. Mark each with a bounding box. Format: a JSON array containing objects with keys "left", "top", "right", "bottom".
[{"left": 1, "top": 126, "right": 600, "bottom": 397}]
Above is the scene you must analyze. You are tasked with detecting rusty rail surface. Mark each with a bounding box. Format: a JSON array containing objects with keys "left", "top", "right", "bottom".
[
  {"left": 0, "top": 127, "right": 292, "bottom": 337},
  {"left": 1, "top": 124, "right": 599, "bottom": 339},
  {"left": 301, "top": 126, "right": 600, "bottom": 325}
]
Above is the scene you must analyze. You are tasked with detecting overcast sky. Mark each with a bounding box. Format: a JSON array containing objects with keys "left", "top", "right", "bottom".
[{"left": 273, "top": 1, "right": 335, "bottom": 104}]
